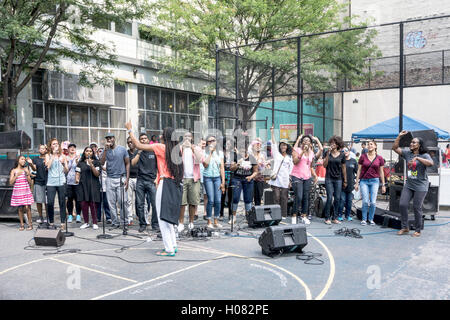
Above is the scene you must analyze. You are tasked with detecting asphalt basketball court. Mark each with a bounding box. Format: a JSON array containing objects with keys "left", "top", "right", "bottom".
[{"left": 0, "top": 200, "right": 449, "bottom": 300}]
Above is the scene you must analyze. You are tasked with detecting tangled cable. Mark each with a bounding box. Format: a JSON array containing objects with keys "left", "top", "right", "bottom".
[
  {"left": 334, "top": 227, "right": 363, "bottom": 239},
  {"left": 296, "top": 252, "right": 324, "bottom": 265}
]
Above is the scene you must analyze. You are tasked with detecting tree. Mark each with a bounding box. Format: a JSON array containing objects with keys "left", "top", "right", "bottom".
[
  {"left": 144, "top": 0, "right": 380, "bottom": 129},
  {"left": 0, "top": 0, "right": 148, "bottom": 131}
]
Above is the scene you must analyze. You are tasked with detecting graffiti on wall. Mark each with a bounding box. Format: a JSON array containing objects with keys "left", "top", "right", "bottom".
[{"left": 405, "top": 31, "right": 427, "bottom": 49}]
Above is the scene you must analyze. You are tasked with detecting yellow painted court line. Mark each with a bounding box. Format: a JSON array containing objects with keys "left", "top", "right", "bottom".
[
  {"left": 306, "top": 232, "right": 336, "bottom": 300},
  {"left": 90, "top": 254, "right": 229, "bottom": 300},
  {"left": 50, "top": 258, "right": 138, "bottom": 283}
]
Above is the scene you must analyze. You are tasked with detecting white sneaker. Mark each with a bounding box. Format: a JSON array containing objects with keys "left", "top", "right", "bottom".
[
  {"left": 80, "top": 223, "right": 90, "bottom": 229},
  {"left": 177, "top": 224, "right": 185, "bottom": 233},
  {"left": 188, "top": 223, "right": 194, "bottom": 230},
  {"left": 301, "top": 216, "right": 311, "bottom": 225},
  {"left": 92, "top": 224, "right": 99, "bottom": 230},
  {"left": 36, "top": 218, "right": 43, "bottom": 224},
  {"left": 369, "top": 220, "right": 375, "bottom": 226},
  {"left": 361, "top": 221, "right": 367, "bottom": 226}
]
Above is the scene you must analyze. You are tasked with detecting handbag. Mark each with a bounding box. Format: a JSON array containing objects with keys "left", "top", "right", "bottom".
[{"left": 271, "top": 156, "right": 285, "bottom": 181}]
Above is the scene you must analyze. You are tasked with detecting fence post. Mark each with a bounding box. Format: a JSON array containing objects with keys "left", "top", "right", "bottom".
[{"left": 399, "top": 22, "right": 404, "bottom": 132}]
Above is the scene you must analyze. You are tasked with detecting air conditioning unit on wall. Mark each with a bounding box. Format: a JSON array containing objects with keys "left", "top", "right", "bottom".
[{"left": 43, "top": 70, "right": 114, "bottom": 106}]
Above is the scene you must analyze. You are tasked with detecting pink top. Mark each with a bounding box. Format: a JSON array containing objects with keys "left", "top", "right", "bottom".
[{"left": 290, "top": 148, "right": 314, "bottom": 180}]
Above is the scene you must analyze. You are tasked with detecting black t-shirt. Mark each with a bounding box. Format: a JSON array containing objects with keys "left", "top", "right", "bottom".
[
  {"left": 325, "top": 152, "right": 346, "bottom": 180},
  {"left": 76, "top": 159, "right": 101, "bottom": 202},
  {"left": 128, "top": 149, "right": 138, "bottom": 179},
  {"left": 344, "top": 158, "right": 358, "bottom": 192},
  {"left": 32, "top": 157, "right": 47, "bottom": 186},
  {"left": 233, "top": 153, "right": 257, "bottom": 178},
  {"left": 135, "top": 150, "right": 157, "bottom": 181}
]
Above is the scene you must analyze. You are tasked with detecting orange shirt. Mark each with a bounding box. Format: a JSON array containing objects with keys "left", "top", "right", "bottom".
[{"left": 152, "top": 143, "right": 174, "bottom": 183}]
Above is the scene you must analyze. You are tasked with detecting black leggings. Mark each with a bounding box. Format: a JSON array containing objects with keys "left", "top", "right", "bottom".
[
  {"left": 47, "top": 185, "right": 67, "bottom": 224},
  {"left": 399, "top": 187, "right": 427, "bottom": 231},
  {"left": 66, "top": 184, "right": 81, "bottom": 216},
  {"left": 253, "top": 180, "right": 265, "bottom": 206}
]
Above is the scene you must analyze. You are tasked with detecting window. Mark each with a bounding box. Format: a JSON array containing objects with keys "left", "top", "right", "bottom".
[
  {"left": 33, "top": 102, "right": 44, "bottom": 118},
  {"left": 146, "top": 87, "right": 159, "bottom": 110},
  {"left": 56, "top": 104, "right": 67, "bottom": 126},
  {"left": 161, "top": 90, "right": 174, "bottom": 112},
  {"left": 45, "top": 104, "right": 56, "bottom": 125},
  {"left": 189, "top": 94, "right": 201, "bottom": 115},
  {"left": 93, "top": 19, "right": 111, "bottom": 31},
  {"left": 146, "top": 112, "right": 160, "bottom": 131},
  {"left": 176, "top": 92, "right": 188, "bottom": 113},
  {"left": 110, "top": 109, "right": 126, "bottom": 128},
  {"left": 138, "top": 85, "right": 202, "bottom": 136},
  {"left": 32, "top": 71, "right": 43, "bottom": 100},
  {"left": 70, "top": 106, "right": 88, "bottom": 127},
  {"left": 115, "top": 21, "right": 132, "bottom": 36},
  {"left": 114, "top": 82, "right": 126, "bottom": 107}
]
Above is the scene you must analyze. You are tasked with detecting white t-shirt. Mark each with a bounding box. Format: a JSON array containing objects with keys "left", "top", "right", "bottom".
[
  {"left": 269, "top": 145, "right": 293, "bottom": 189},
  {"left": 183, "top": 147, "right": 194, "bottom": 179}
]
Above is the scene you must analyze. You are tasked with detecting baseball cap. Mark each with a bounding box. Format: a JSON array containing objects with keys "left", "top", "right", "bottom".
[
  {"left": 105, "top": 132, "right": 115, "bottom": 138},
  {"left": 61, "top": 141, "right": 70, "bottom": 149}
]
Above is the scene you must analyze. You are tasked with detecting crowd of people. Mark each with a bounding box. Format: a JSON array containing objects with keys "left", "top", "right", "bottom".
[{"left": 9, "top": 123, "right": 434, "bottom": 253}]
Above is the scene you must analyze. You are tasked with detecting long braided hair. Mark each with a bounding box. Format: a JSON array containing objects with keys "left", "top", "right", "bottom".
[{"left": 162, "top": 127, "right": 184, "bottom": 183}]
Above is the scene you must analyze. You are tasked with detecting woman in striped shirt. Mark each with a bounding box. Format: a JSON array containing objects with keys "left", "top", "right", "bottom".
[{"left": 9, "top": 155, "right": 34, "bottom": 231}]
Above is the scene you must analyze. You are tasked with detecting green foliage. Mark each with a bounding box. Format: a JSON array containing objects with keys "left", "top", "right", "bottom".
[
  {"left": 0, "top": 0, "right": 149, "bottom": 126},
  {"left": 146, "top": 0, "right": 381, "bottom": 119}
]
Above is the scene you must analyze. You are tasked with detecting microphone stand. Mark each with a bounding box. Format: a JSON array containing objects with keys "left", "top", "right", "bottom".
[{"left": 97, "top": 161, "right": 115, "bottom": 239}]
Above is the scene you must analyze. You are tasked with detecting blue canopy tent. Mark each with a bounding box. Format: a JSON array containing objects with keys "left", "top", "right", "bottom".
[{"left": 351, "top": 115, "right": 450, "bottom": 140}]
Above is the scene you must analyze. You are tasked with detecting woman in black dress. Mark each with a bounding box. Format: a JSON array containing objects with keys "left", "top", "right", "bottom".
[{"left": 76, "top": 147, "right": 101, "bottom": 230}]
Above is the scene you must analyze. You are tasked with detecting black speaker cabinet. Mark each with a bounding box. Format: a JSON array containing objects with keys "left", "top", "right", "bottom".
[
  {"left": 390, "top": 184, "right": 438, "bottom": 213},
  {"left": 258, "top": 224, "right": 308, "bottom": 257},
  {"left": 247, "top": 205, "right": 282, "bottom": 228},
  {"left": 0, "top": 187, "right": 19, "bottom": 217},
  {"left": 34, "top": 229, "right": 66, "bottom": 247},
  {"left": 263, "top": 189, "right": 274, "bottom": 205},
  {"left": 399, "top": 130, "right": 437, "bottom": 149},
  {"left": 426, "top": 147, "right": 440, "bottom": 174},
  {"left": 356, "top": 207, "right": 423, "bottom": 230},
  {"left": 0, "top": 130, "right": 31, "bottom": 150}
]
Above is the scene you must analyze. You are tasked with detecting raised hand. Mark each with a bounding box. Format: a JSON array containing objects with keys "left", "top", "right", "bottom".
[{"left": 125, "top": 121, "right": 132, "bottom": 131}]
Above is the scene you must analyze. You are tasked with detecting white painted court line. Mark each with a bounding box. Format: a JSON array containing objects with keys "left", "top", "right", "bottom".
[
  {"left": 90, "top": 254, "right": 229, "bottom": 300},
  {"left": 50, "top": 258, "right": 138, "bottom": 283}
]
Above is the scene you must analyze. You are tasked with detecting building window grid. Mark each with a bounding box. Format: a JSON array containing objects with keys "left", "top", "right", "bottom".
[
  {"left": 138, "top": 85, "right": 201, "bottom": 135},
  {"left": 31, "top": 77, "right": 127, "bottom": 150}
]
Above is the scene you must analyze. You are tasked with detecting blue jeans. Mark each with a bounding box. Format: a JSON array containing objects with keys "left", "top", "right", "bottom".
[
  {"left": 204, "top": 176, "right": 222, "bottom": 219},
  {"left": 339, "top": 190, "right": 354, "bottom": 218},
  {"left": 325, "top": 179, "right": 342, "bottom": 220},
  {"left": 231, "top": 177, "right": 254, "bottom": 212},
  {"left": 360, "top": 178, "right": 379, "bottom": 221},
  {"left": 291, "top": 176, "right": 312, "bottom": 215}
]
